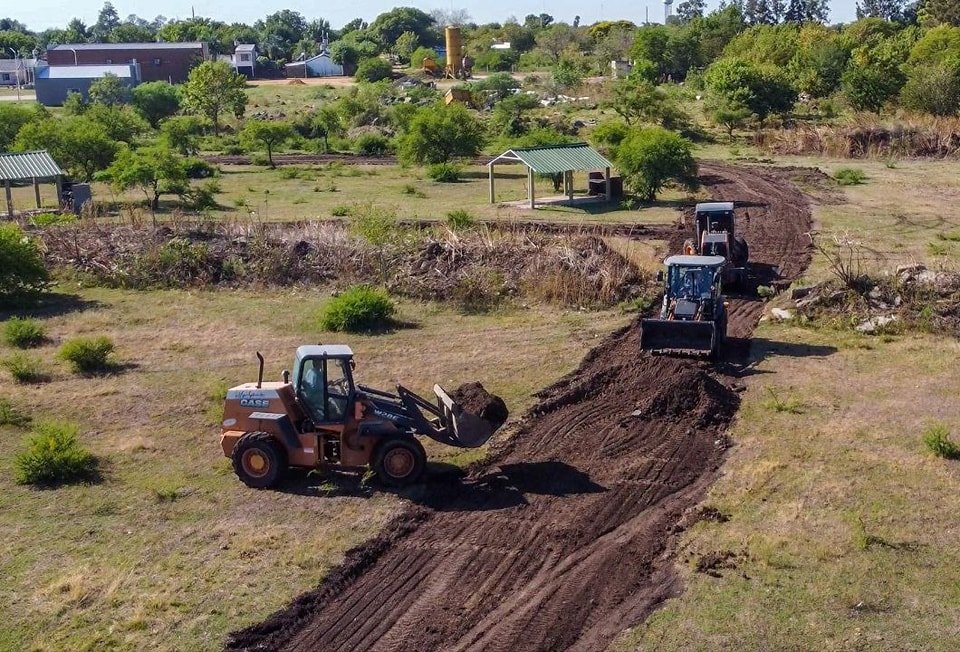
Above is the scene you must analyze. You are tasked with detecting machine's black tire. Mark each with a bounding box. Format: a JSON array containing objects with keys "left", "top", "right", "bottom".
[
  {"left": 735, "top": 236, "right": 749, "bottom": 266},
  {"left": 373, "top": 437, "right": 426, "bottom": 487},
  {"left": 232, "top": 432, "right": 286, "bottom": 489}
]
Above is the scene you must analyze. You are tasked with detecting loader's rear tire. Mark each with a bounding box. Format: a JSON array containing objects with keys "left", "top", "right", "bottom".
[
  {"left": 232, "top": 432, "right": 286, "bottom": 489},
  {"left": 373, "top": 438, "right": 426, "bottom": 487}
]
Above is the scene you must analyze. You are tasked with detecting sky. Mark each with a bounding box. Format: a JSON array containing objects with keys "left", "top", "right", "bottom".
[{"left": 9, "top": 0, "right": 861, "bottom": 33}]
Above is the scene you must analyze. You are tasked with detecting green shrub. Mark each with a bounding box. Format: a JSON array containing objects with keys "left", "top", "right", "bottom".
[
  {"left": 355, "top": 58, "right": 393, "bottom": 83},
  {"left": 4, "top": 317, "right": 46, "bottom": 348},
  {"left": 0, "top": 223, "right": 48, "bottom": 303},
  {"left": 834, "top": 168, "right": 867, "bottom": 186},
  {"left": 331, "top": 204, "right": 352, "bottom": 217},
  {"left": 319, "top": 285, "right": 396, "bottom": 332},
  {"left": 182, "top": 157, "right": 218, "bottom": 179},
  {"left": 0, "top": 398, "right": 30, "bottom": 427},
  {"left": 14, "top": 420, "right": 99, "bottom": 486},
  {"left": 354, "top": 132, "right": 392, "bottom": 156},
  {"left": 446, "top": 209, "right": 476, "bottom": 231},
  {"left": 923, "top": 422, "right": 960, "bottom": 460},
  {"left": 2, "top": 353, "right": 47, "bottom": 383},
  {"left": 58, "top": 336, "right": 116, "bottom": 374},
  {"left": 757, "top": 285, "right": 776, "bottom": 299},
  {"left": 29, "top": 212, "right": 76, "bottom": 227},
  {"left": 427, "top": 162, "right": 461, "bottom": 183},
  {"left": 401, "top": 183, "right": 426, "bottom": 198}
]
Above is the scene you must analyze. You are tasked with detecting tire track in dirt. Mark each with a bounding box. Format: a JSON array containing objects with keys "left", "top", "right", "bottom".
[{"left": 226, "top": 161, "right": 814, "bottom": 652}]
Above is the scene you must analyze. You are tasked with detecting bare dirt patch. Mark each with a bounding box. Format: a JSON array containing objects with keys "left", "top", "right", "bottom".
[{"left": 225, "top": 161, "right": 814, "bottom": 652}]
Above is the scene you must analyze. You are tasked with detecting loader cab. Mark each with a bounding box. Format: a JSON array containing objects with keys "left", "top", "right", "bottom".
[
  {"left": 695, "top": 202, "right": 735, "bottom": 241},
  {"left": 291, "top": 345, "right": 356, "bottom": 425},
  {"left": 663, "top": 255, "right": 726, "bottom": 320}
]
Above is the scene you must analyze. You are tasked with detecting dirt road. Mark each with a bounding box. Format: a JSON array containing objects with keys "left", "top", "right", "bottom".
[{"left": 227, "top": 162, "right": 814, "bottom": 652}]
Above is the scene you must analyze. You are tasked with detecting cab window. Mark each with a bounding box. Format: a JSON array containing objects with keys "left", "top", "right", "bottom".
[
  {"left": 298, "top": 358, "right": 327, "bottom": 423},
  {"left": 296, "top": 357, "right": 353, "bottom": 424},
  {"left": 325, "top": 358, "right": 351, "bottom": 422}
]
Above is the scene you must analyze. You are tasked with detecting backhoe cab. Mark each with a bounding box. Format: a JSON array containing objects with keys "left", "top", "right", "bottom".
[
  {"left": 640, "top": 255, "right": 728, "bottom": 358},
  {"left": 684, "top": 202, "right": 749, "bottom": 287},
  {"left": 220, "top": 345, "right": 500, "bottom": 489}
]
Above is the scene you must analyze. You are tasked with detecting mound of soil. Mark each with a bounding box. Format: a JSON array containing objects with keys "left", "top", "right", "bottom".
[{"left": 451, "top": 382, "right": 509, "bottom": 432}]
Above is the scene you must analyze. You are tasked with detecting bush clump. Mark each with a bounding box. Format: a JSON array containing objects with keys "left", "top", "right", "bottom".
[
  {"left": 2, "top": 353, "right": 47, "bottom": 383},
  {"left": 14, "top": 420, "right": 98, "bottom": 486},
  {"left": 354, "top": 132, "right": 392, "bottom": 156},
  {"left": 319, "top": 285, "right": 396, "bottom": 332},
  {"left": 0, "top": 223, "right": 48, "bottom": 303},
  {"left": 4, "top": 317, "right": 46, "bottom": 348},
  {"left": 58, "top": 336, "right": 116, "bottom": 374},
  {"left": 355, "top": 58, "right": 393, "bottom": 83},
  {"left": 0, "top": 398, "right": 31, "bottom": 427},
  {"left": 446, "top": 209, "right": 476, "bottom": 231},
  {"left": 923, "top": 422, "right": 960, "bottom": 460},
  {"left": 30, "top": 212, "right": 76, "bottom": 227},
  {"left": 427, "top": 162, "right": 461, "bottom": 183},
  {"left": 834, "top": 168, "right": 867, "bottom": 186}
]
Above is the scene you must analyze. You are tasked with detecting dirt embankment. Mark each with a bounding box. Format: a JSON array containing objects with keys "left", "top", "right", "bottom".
[{"left": 226, "top": 162, "right": 814, "bottom": 652}]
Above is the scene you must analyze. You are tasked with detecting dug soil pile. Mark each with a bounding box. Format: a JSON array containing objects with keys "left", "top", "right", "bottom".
[
  {"left": 451, "top": 382, "right": 509, "bottom": 433},
  {"left": 227, "top": 162, "right": 814, "bottom": 652}
]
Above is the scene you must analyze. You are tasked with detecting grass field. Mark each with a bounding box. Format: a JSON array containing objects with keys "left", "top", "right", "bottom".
[
  {"left": 614, "top": 154, "right": 960, "bottom": 651},
  {"left": 0, "top": 289, "right": 629, "bottom": 651},
  {"left": 9, "top": 162, "right": 687, "bottom": 225}
]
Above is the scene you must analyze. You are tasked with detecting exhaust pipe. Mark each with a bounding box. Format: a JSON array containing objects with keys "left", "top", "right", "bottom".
[{"left": 256, "top": 352, "right": 264, "bottom": 388}]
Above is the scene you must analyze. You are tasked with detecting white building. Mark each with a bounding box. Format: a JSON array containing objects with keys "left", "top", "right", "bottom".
[
  {"left": 0, "top": 58, "right": 38, "bottom": 86},
  {"left": 232, "top": 43, "right": 256, "bottom": 78},
  {"left": 285, "top": 34, "right": 343, "bottom": 78}
]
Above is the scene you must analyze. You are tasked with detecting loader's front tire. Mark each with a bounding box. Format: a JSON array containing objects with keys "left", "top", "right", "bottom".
[
  {"left": 232, "top": 432, "right": 286, "bottom": 489},
  {"left": 373, "top": 438, "right": 426, "bottom": 487}
]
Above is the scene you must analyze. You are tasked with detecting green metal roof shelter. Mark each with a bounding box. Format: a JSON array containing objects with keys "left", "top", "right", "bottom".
[
  {"left": 0, "top": 150, "right": 65, "bottom": 217},
  {"left": 486, "top": 143, "right": 615, "bottom": 208}
]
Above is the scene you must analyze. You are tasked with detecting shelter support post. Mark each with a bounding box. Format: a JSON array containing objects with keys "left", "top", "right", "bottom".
[
  {"left": 488, "top": 164, "right": 495, "bottom": 203},
  {"left": 55, "top": 175, "right": 63, "bottom": 209},
  {"left": 604, "top": 167, "right": 612, "bottom": 202},
  {"left": 4, "top": 180, "right": 12, "bottom": 218},
  {"left": 528, "top": 166, "right": 535, "bottom": 209},
  {"left": 34, "top": 178, "right": 41, "bottom": 208},
  {"left": 567, "top": 170, "right": 574, "bottom": 201}
]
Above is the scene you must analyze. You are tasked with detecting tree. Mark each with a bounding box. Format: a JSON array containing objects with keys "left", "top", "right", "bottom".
[
  {"left": 182, "top": 60, "right": 247, "bottom": 135},
  {"left": 676, "top": 0, "right": 707, "bottom": 22},
  {"left": 706, "top": 95, "right": 755, "bottom": 135},
  {"left": 615, "top": 127, "right": 698, "bottom": 201},
  {"left": 523, "top": 13, "right": 554, "bottom": 29},
  {"left": 84, "top": 104, "right": 148, "bottom": 143},
  {"left": 15, "top": 116, "right": 117, "bottom": 181},
  {"left": 900, "top": 63, "right": 960, "bottom": 115},
  {"left": 312, "top": 105, "right": 344, "bottom": 152},
  {"left": 355, "top": 58, "right": 393, "bottom": 82},
  {"left": 491, "top": 93, "right": 540, "bottom": 136},
  {"left": 240, "top": 119, "right": 294, "bottom": 166},
  {"left": 842, "top": 59, "right": 905, "bottom": 112},
  {"left": 91, "top": 2, "right": 120, "bottom": 42},
  {"left": 394, "top": 31, "right": 419, "bottom": 63},
  {"left": 368, "top": 7, "right": 437, "bottom": 49},
  {"left": 704, "top": 59, "right": 798, "bottom": 125},
  {"left": 88, "top": 73, "right": 130, "bottom": 106},
  {"left": 608, "top": 77, "right": 689, "bottom": 128},
  {"left": 99, "top": 145, "right": 187, "bottom": 214},
  {"left": 856, "top": 0, "right": 905, "bottom": 20},
  {"left": 0, "top": 104, "right": 36, "bottom": 151},
  {"left": 131, "top": 81, "right": 181, "bottom": 127},
  {"left": 925, "top": 0, "right": 960, "bottom": 26},
  {"left": 397, "top": 103, "right": 485, "bottom": 164},
  {"left": 160, "top": 115, "right": 208, "bottom": 154},
  {"left": 256, "top": 10, "right": 307, "bottom": 60}
]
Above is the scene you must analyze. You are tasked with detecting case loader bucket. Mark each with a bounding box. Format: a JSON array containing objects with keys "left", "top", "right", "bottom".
[
  {"left": 640, "top": 318, "right": 717, "bottom": 356},
  {"left": 433, "top": 384, "right": 494, "bottom": 448}
]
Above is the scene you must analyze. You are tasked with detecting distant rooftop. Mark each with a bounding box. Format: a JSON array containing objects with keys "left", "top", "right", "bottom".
[
  {"left": 48, "top": 42, "right": 205, "bottom": 51},
  {"left": 37, "top": 64, "right": 137, "bottom": 79},
  {"left": 234, "top": 43, "right": 256, "bottom": 51},
  {"left": 0, "top": 58, "right": 37, "bottom": 72}
]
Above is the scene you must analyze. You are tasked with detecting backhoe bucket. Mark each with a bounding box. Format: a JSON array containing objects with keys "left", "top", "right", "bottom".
[
  {"left": 433, "top": 384, "right": 494, "bottom": 448},
  {"left": 640, "top": 318, "right": 717, "bottom": 356}
]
